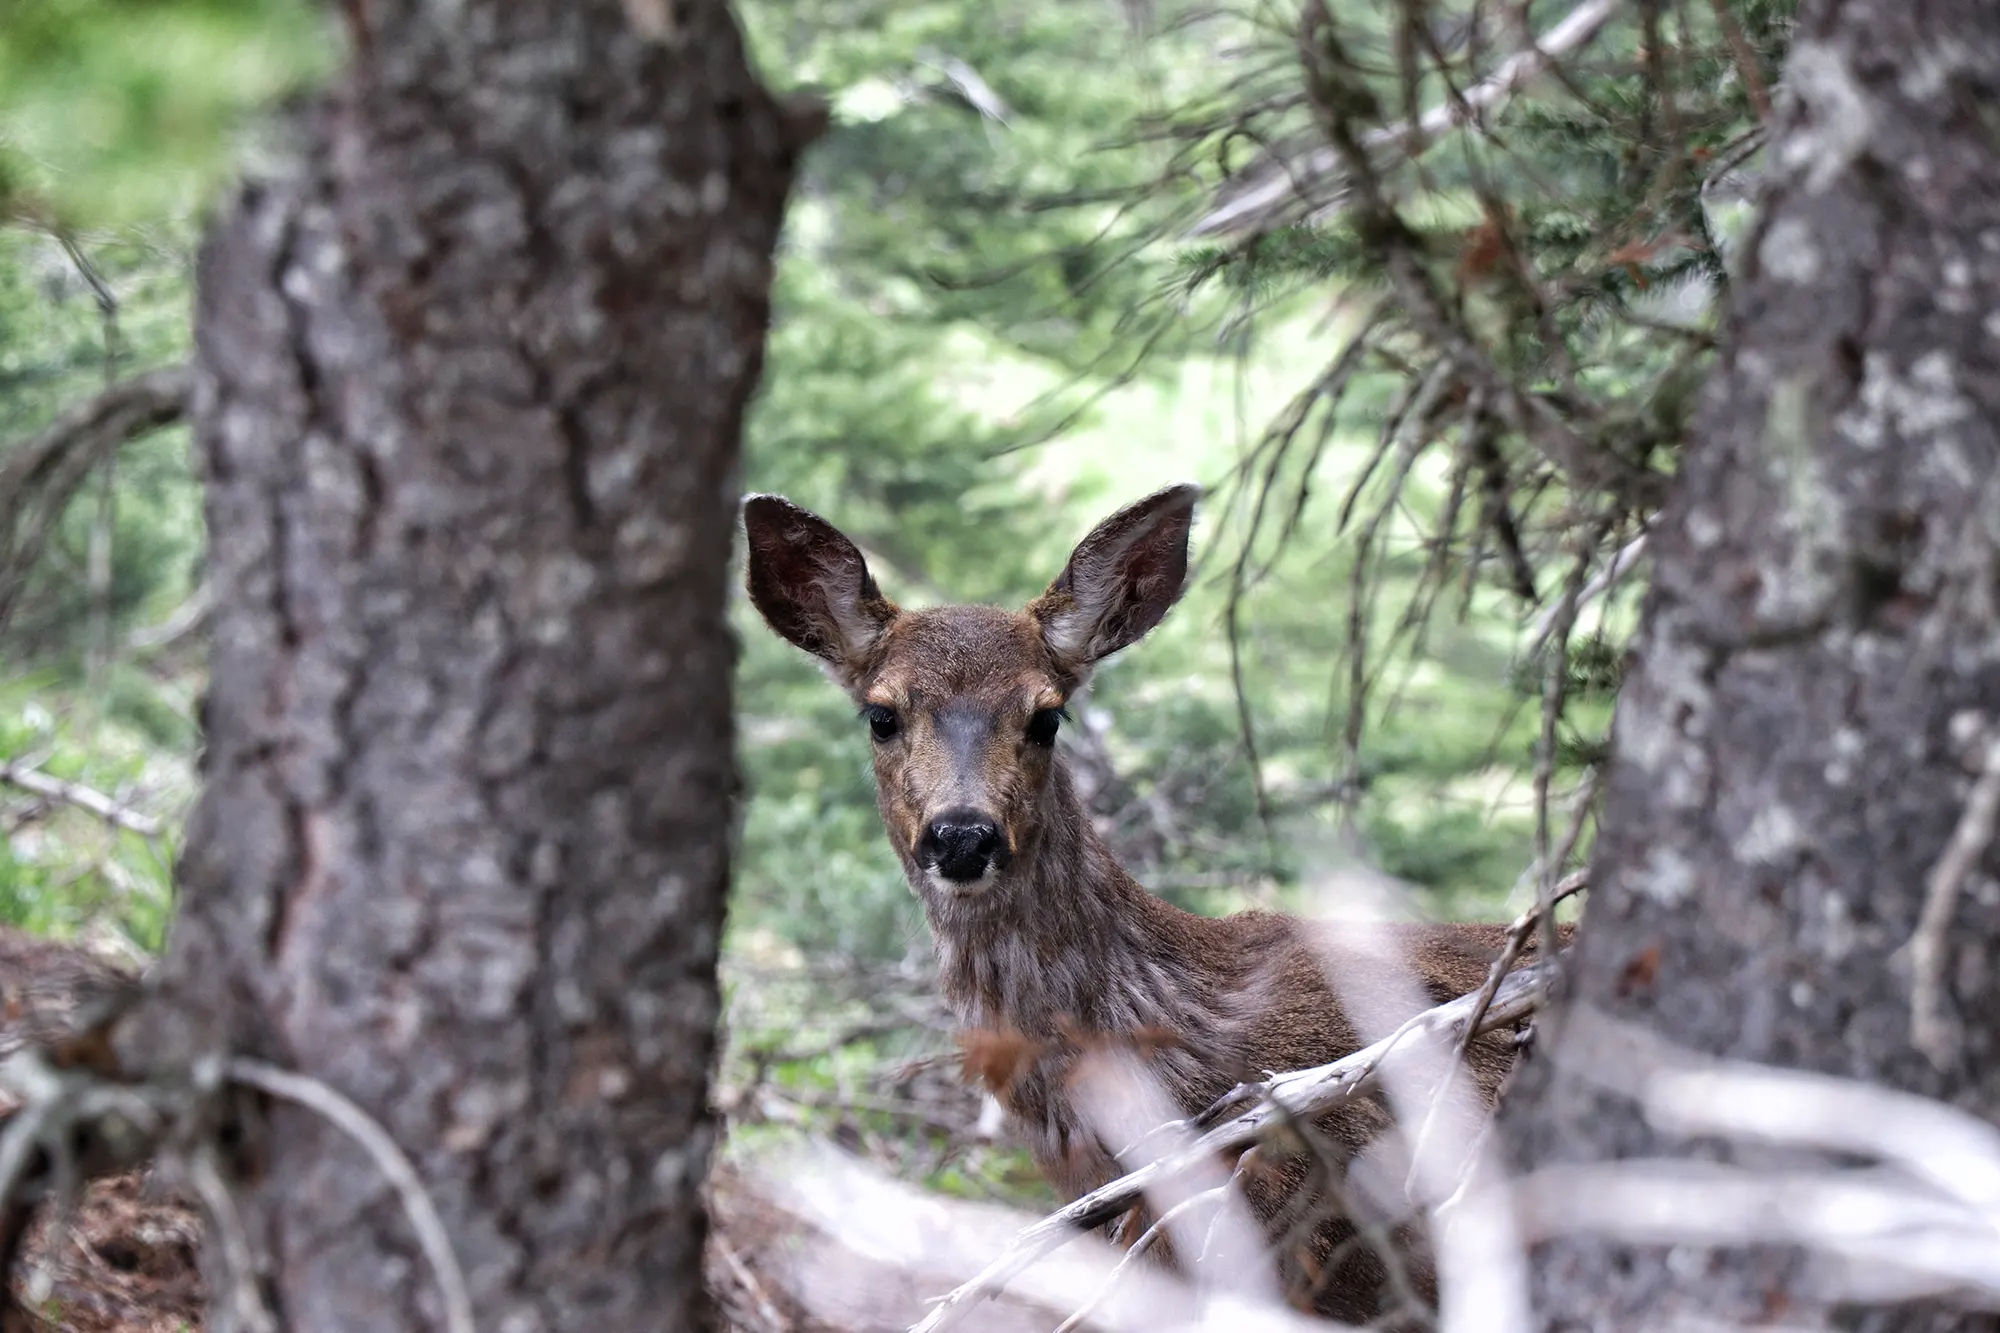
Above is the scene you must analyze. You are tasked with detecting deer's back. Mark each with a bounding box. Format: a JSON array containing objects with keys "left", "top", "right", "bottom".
[
  {"left": 1198, "top": 912, "right": 1547, "bottom": 1105},
  {"left": 1096, "top": 908, "right": 1565, "bottom": 1321},
  {"left": 1200, "top": 912, "right": 1566, "bottom": 1318}
]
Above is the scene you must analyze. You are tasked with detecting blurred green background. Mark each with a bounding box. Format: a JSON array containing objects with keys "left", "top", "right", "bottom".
[{"left": 0, "top": 0, "right": 1777, "bottom": 1201}]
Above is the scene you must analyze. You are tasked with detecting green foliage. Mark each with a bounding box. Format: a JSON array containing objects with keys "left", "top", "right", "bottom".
[
  {"left": 0, "top": 227, "right": 199, "bottom": 947},
  {"left": 0, "top": 676, "right": 184, "bottom": 949},
  {"left": 0, "top": 3, "right": 279, "bottom": 948},
  {"left": 0, "top": 0, "right": 1580, "bottom": 971},
  {"left": 742, "top": 0, "right": 1190, "bottom": 370},
  {"left": 0, "top": 226, "right": 202, "bottom": 658},
  {"left": 0, "top": 0, "right": 1767, "bottom": 1068},
  {"left": 717, "top": 954, "right": 1058, "bottom": 1207},
  {"left": 0, "top": 0, "right": 1795, "bottom": 1227},
  {"left": 1135, "top": 0, "right": 1799, "bottom": 936},
  {"left": 0, "top": 0, "right": 332, "bottom": 224},
  {"left": 1171, "top": 224, "right": 1375, "bottom": 303}
]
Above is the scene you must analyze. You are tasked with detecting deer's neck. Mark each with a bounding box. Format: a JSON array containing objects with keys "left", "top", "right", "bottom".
[{"left": 921, "top": 762, "right": 1225, "bottom": 1040}]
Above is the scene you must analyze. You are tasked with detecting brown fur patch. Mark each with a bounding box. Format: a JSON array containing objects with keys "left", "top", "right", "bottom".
[{"left": 955, "top": 1026, "right": 1043, "bottom": 1101}]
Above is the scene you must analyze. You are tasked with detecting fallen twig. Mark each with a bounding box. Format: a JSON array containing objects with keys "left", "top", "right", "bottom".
[
  {"left": 184, "top": 1143, "right": 276, "bottom": 1333},
  {"left": 1404, "top": 868, "right": 1588, "bottom": 1200},
  {"left": 1052, "top": 1184, "right": 1226, "bottom": 1333},
  {"left": 227, "top": 1058, "right": 475, "bottom": 1333},
  {"left": 712, "top": 1229, "right": 790, "bottom": 1333},
  {"left": 764, "top": 1142, "right": 1341, "bottom": 1333},
  {"left": 127, "top": 582, "right": 211, "bottom": 654},
  {"left": 1476, "top": 870, "right": 1586, "bottom": 1037},
  {"left": 0, "top": 759, "right": 164, "bottom": 838}
]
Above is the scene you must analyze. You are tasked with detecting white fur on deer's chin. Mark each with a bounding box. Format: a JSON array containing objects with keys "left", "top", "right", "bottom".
[{"left": 925, "top": 866, "right": 999, "bottom": 899}]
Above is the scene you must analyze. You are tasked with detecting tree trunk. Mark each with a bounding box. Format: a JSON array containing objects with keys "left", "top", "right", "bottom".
[
  {"left": 118, "top": 4, "right": 814, "bottom": 1330},
  {"left": 1503, "top": 1, "right": 2000, "bottom": 1328}
]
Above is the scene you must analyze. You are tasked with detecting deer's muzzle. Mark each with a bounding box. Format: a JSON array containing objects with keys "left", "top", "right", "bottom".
[{"left": 919, "top": 808, "right": 1013, "bottom": 883}]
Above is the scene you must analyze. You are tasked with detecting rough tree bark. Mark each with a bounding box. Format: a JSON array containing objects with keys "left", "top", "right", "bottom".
[
  {"left": 1504, "top": 1, "right": 2000, "bottom": 1329},
  {"left": 111, "top": 3, "right": 816, "bottom": 1330}
]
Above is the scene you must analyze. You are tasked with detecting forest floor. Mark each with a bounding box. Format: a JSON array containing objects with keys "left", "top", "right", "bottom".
[{"left": 0, "top": 929, "right": 1063, "bottom": 1333}]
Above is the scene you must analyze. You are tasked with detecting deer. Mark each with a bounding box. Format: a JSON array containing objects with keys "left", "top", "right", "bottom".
[{"left": 741, "top": 482, "right": 1567, "bottom": 1321}]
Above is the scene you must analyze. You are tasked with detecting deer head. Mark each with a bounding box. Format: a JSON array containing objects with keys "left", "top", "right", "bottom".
[{"left": 742, "top": 484, "right": 1199, "bottom": 905}]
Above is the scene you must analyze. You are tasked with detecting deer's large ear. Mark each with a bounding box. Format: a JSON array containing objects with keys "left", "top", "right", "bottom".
[
  {"left": 1028, "top": 483, "right": 1198, "bottom": 680},
  {"left": 743, "top": 495, "right": 899, "bottom": 684}
]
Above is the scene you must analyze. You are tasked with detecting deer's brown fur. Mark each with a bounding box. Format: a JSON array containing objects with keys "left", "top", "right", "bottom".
[{"left": 743, "top": 484, "right": 1561, "bottom": 1321}]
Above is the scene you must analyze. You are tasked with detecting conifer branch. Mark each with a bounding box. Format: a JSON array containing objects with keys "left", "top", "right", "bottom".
[{"left": 1192, "top": 0, "right": 1627, "bottom": 237}]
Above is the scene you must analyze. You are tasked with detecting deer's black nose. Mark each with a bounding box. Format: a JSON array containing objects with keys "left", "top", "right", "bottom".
[{"left": 920, "top": 810, "right": 1008, "bottom": 883}]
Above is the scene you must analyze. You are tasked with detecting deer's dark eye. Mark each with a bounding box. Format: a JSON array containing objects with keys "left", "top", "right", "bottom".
[
  {"left": 861, "top": 703, "right": 900, "bottom": 742},
  {"left": 1026, "top": 707, "right": 1065, "bottom": 748}
]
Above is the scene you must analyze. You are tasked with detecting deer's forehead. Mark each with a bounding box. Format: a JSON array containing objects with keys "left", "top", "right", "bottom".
[{"left": 868, "top": 607, "right": 1060, "bottom": 705}]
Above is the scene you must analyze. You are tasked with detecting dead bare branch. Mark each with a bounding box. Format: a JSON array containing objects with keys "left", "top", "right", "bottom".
[
  {"left": 711, "top": 1230, "right": 792, "bottom": 1333},
  {"left": 0, "top": 758, "right": 165, "bottom": 838},
  {"left": 225, "top": 1059, "right": 475, "bottom": 1333},
  {"left": 1409, "top": 868, "right": 1588, "bottom": 1187},
  {"left": 1522, "top": 533, "right": 1647, "bottom": 654},
  {"left": 1050, "top": 1183, "right": 1225, "bottom": 1333},
  {"left": 182, "top": 1144, "right": 277, "bottom": 1333},
  {"left": 1502, "top": 1018, "right": 2000, "bottom": 1307},
  {"left": 763, "top": 1142, "right": 1345, "bottom": 1333},
  {"left": 127, "top": 581, "right": 211, "bottom": 654}
]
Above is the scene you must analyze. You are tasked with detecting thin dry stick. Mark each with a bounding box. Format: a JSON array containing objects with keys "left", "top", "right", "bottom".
[
  {"left": 185, "top": 1144, "right": 278, "bottom": 1333},
  {"left": 0, "top": 1050, "right": 163, "bottom": 1197},
  {"left": 1197, "top": 1147, "right": 1260, "bottom": 1264},
  {"left": 712, "top": 1230, "right": 790, "bottom": 1333},
  {"left": 907, "top": 961, "right": 1549, "bottom": 1333},
  {"left": 227, "top": 1059, "right": 476, "bottom": 1333},
  {"left": 1285, "top": 1105, "right": 1435, "bottom": 1328},
  {"left": 1430, "top": 1112, "right": 1498, "bottom": 1219},
  {"left": 1907, "top": 735, "right": 2000, "bottom": 1067},
  {"left": 1051, "top": 1185, "right": 1228, "bottom": 1333},
  {"left": 0, "top": 759, "right": 163, "bottom": 838},
  {"left": 1403, "top": 866, "right": 1590, "bottom": 1197},
  {"left": 0, "top": 1098, "right": 55, "bottom": 1221},
  {"left": 1522, "top": 533, "right": 1646, "bottom": 653}
]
